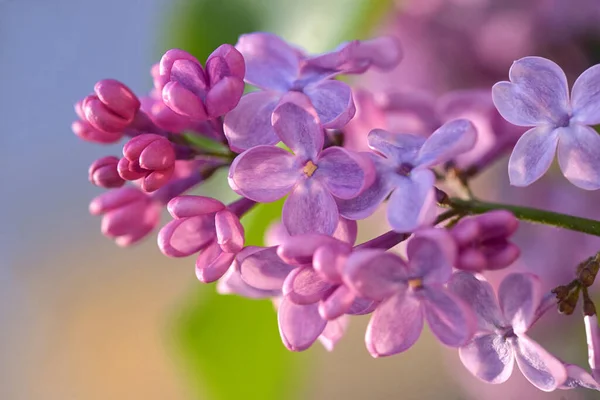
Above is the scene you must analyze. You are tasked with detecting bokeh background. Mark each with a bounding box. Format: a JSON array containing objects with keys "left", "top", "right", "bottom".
[{"left": 2, "top": 0, "right": 600, "bottom": 399}]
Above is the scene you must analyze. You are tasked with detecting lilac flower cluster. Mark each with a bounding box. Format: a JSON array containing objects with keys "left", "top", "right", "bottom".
[{"left": 74, "top": 31, "right": 600, "bottom": 393}]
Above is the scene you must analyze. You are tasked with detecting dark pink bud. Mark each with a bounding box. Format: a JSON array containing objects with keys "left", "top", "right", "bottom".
[
  {"left": 88, "top": 156, "right": 125, "bottom": 188},
  {"left": 450, "top": 210, "right": 520, "bottom": 272},
  {"left": 83, "top": 95, "right": 130, "bottom": 133},
  {"left": 89, "top": 187, "right": 160, "bottom": 247},
  {"left": 162, "top": 81, "right": 208, "bottom": 120},
  {"left": 158, "top": 49, "right": 206, "bottom": 90},
  {"left": 71, "top": 119, "right": 122, "bottom": 144},
  {"left": 205, "top": 76, "right": 245, "bottom": 118},
  {"left": 94, "top": 79, "right": 140, "bottom": 120},
  {"left": 119, "top": 134, "right": 176, "bottom": 192}
]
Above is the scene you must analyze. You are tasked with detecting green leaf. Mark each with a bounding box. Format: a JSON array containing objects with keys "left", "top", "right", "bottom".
[{"left": 180, "top": 132, "right": 230, "bottom": 155}]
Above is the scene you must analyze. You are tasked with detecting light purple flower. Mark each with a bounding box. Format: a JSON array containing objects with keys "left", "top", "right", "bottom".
[
  {"left": 88, "top": 156, "right": 125, "bottom": 188},
  {"left": 117, "top": 133, "right": 176, "bottom": 192},
  {"left": 449, "top": 272, "right": 567, "bottom": 391},
  {"left": 450, "top": 210, "right": 520, "bottom": 272},
  {"left": 228, "top": 100, "right": 374, "bottom": 236},
  {"left": 158, "top": 46, "right": 245, "bottom": 121},
  {"left": 158, "top": 195, "right": 253, "bottom": 283},
  {"left": 492, "top": 56, "right": 600, "bottom": 190},
  {"left": 586, "top": 315, "right": 600, "bottom": 380},
  {"left": 224, "top": 33, "right": 402, "bottom": 151},
  {"left": 343, "top": 229, "right": 475, "bottom": 357},
  {"left": 337, "top": 119, "right": 476, "bottom": 232}
]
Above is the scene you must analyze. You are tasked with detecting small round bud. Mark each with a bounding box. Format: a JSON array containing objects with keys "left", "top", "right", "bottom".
[{"left": 89, "top": 156, "right": 125, "bottom": 188}]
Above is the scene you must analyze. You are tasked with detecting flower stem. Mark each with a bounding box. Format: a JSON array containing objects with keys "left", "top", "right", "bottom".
[{"left": 445, "top": 198, "right": 600, "bottom": 237}]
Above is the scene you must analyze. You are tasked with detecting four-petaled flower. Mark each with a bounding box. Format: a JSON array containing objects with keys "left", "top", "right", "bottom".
[
  {"left": 343, "top": 229, "right": 476, "bottom": 357},
  {"left": 493, "top": 56, "right": 600, "bottom": 190},
  {"left": 449, "top": 272, "right": 567, "bottom": 391}
]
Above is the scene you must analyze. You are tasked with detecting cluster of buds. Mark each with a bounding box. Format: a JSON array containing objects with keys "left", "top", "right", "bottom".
[{"left": 73, "top": 31, "right": 600, "bottom": 393}]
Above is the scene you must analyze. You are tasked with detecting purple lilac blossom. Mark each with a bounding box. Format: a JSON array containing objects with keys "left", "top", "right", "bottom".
[
  {"left": 228, "top": 99, "right": 374, "bottom": 235},
  {"left": 343, "top": 229, "right": 475, "bottom": 357},
  {"left": 337, "top": 119, "right": 476, "bottom": 232},
  {"left": 449, "top": 272, "right": 567, "bottom": 391},
  {"left": 449, "top": 210, "right": 520, "bottom": 272},
  {"left": 492, "top": 56, "right": 600, "bottom": 190},
  {"left": 223, "top": 33, "right": 402, "bottom": 151},
  {"left": 88, "top": 156, "right": 125, "bottom": 188}
]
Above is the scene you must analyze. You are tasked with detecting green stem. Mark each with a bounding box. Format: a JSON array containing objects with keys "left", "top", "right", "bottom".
[{"left": 445, "top": 198, "right": 600, "bottom": 237}]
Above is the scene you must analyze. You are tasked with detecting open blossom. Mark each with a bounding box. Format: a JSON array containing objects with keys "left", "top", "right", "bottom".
[
  {"left": 158, "top": 195, "right": 254, "bottom": 283},
  {"left": 449, "top": 210, "right": 520, "bottom": 272},
  {"left": 449, "top": 272, "right": 567, "bottom": 391},
  {"left": 493, "top": 56, "right": 600, "bottom": 190},
  {"left": 117, "top": 133, "right": 176, "bottom": 192},
  {"left": 337, "top": 119, "right": 476, "bottom": 232},
  {"left": 343, "top": 229, "right": 475, "bottom": 357},
  {"left": 157, "top": 45, "right": 245, "bottom": 121},
  {"left": 224, "top": 33, "right": 402, "bottom": 151},
  {"left": 228, "top": 100, "right": 374, "bottom": 235}
]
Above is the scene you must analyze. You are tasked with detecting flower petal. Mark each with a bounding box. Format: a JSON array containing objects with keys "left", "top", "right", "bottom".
[
  {"left": 459, "top": 333, "right": 514, "bottom": 384},
  {"left": 406, "top": 228, "right": 456, "bottom": 284},
  {"left": 367, "top": 129, "right": 425, "bottom": 164},
  {"left": 272, "top": 100, "right": 323, "bottom": 159},
  {"left": 283, "top": 266, "right": 334, "bottom": 305},
  {"left": 223, "top": 91, "right": 281, "bottom": 152},
  {"left": 166, "top": 195, "right": 225, "bottom": 218},
  {"left": 557, "top": 124, "right": 600, "bottom": 190},
  {"left": 239, "top": 246, "right": 295, "bottom": 291},
  {"left": 498, "top": 273, "right": 541, "bottom": 334},
  {"left": 448, "top": 272, "right": 504, "bottom": 331},
  {"left": 229, "top": 145, "right": 299, "bottom": 202},
  {"left": 316, "top": 147, "right": 374, "bottom": 199},
  {"left": 235, "top": 32, "right": 300, "bottom": 91},
  {"left": 585, "top": 315, "right": 600, "bottom": 377},
  {"left": 277, "top": 233, "right": 349, "bottom": 266},
  {"left": 215, "top": 209, "right": 244, "bottom": 253},
  {"left": 561, "top": 364, "right": 600, "bottom": 390},
  {"left": 366, "top": 292, "right": 423, "bottom": 357},
  {"left": 386, "top": 170, "right": 436, "bottom": 233},
  {"left": 217, "top": 264, "right": 279, "bottom": 299},
  {"left": 343, "top": 249, "right": 407, "bottom": 302},
  {"left": 157, "top": 215, "right": 216, "bottom": 257},
  {"left": 492, "top": 57, "right": 570, "bottom": 126},
  {"left": 416, "top": 119, "right": 477, "bottom": 168},
  {"left": 319, "top": 285, "right": 355, "bottom": 320},
  {"left": 571, "top": 64, "right": 600, "bottom": 125},
  {"left": 508, "top": 125, "right": 559, "bottom": 187},
  {"left": 318, "top": 316, "right": 348, "bottom": 352},
  {"left": 278, "top": 297, "right": 327, "bottom": 352},
  {"left": 303, "top": 80, "right": 355, "bottom": 129},
  {"left": 336, "top": 156, "right": 395, "bottom": 220},
  {"left": 282, "top": 180, "right": 338, "bottom": 236},
  {"left": 421, "top": 287, "right": 476, "bottom": 347},
  {"left": 513, "top": 334, "right": 567, "bottom": 391},
  {"left": 333, "top": 218, "right": 358, "bottom": 244},
  {"left": 195, "top": 242, "right": 236, "bottom": 283}
]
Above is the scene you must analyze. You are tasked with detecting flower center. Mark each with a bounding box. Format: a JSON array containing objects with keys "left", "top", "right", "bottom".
[
  {"left": 500, "top": 326, "right": 516, "bottom": 339},
  {"left": 408, "top": 278, "right": 423, "bottom": 289},
  {"left": 397, "top": 162, "right": 413, "bottom": 177},
  {"left": 303, "top": 160, "right": 318, "bottom": 177}
]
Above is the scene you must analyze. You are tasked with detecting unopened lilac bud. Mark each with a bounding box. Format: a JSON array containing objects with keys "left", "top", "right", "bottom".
[
  {"left": 88, "top": 156, "right": 125, "bottom": 188},
  {"left": 82, "top": 80, "right": 140, "bottom": 133},
  {"left": 206, "top": 44, "right": 245, "bottom": 81},
  {"left": 71, "top": 119, "right": 122, "bottom": 144},
  {"left": 353, "top": 36, "right": 403, "bottom": 71},
  {"left": 119, "top": 134, "right": 176, "bottom": 192},
  {"left": 450, "top": 210, "right": 519, "bottom": 272},
  {"left": 205, "top": 76, "right": 245, "bottom": 118}
]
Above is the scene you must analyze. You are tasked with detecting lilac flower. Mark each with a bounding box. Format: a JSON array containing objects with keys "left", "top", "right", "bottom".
[
  {"left": 492, "top": 57, "right": 600, "bottom": 190},
  {"left": 117, "top": 133, "right": 176, "bottom": 192},
  {"left": 337, "top": 119, "right": 476, "bottom": 232},
  {"left": 449, "top": 210, "right": 520, "bottom": 272},
  {"left": 224, "top": 33, "right": 402, "bottom": 151},
  {"left": 158, "top": 195, "right": 255, "bottom": 283},
  {"left": 343, "top": 229, "right": 475, "bottom": 357},
  {"left": 449, "top": 272, "right": 567, "bottom": 391},
  {"left": 158, "top": 46, "right": 245, "bottom": 120},
  {"left": 228, "top": 100, "right": 374, "bottom": 236},
  {"left": 89, "top": 186, "right": 161, "bottom": 247},
  {"left": 88, "top": 156, "right": 125, "bottom": 188},
  {"left": 81, "top": 79, "right": 141, "bottom": 134}
]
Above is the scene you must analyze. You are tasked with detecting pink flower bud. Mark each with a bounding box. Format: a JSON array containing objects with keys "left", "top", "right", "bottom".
[
  {"left": 206, "top": 44, "right": 245, "bottom": 81},
  {"left": 81, "top": 80, "right": 140, "bottom": 133},
  {"left": 119, "top": 134, "right": 176, "bottom": 192},
  {"left": 88, "top": 156, "right": 125, "bottom": 188},
  {"left": 71, "top": 119, "right": 122, "bottom": 144}
]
